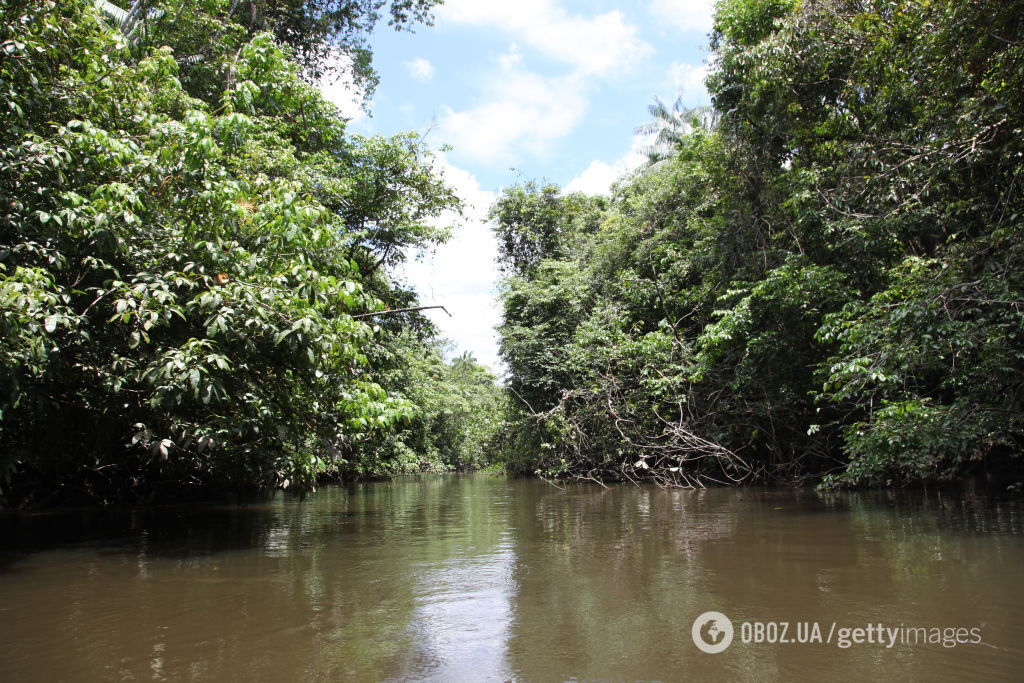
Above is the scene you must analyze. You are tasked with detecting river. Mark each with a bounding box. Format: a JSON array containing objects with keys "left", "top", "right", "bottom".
[{"left": 1, "top": 475, "right": 1022, "bottom": 680}]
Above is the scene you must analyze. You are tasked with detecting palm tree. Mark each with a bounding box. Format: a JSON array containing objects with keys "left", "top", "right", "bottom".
[
  {"left": 94, "top": 1, "right": 162, "bottom": 46},
  {"left": 95, "top": 1, "right": 210, "bottom": 65},
  {"left": 634, "top": 94, "right": 720, "bottom": 169}
]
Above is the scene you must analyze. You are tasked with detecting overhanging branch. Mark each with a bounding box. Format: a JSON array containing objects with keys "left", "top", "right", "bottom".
[{"left": 352, "top": 305, "right": 451, "bottom": 319}]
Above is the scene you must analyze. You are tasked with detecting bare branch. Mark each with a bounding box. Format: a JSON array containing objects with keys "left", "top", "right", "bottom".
[{"left": 351, "top": 305, "right": 451, "bottom": 319}]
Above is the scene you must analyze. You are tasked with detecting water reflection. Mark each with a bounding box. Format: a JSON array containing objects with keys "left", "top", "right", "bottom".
[{"left": 1, "top": 477, "right": 1022, "bottom": 681}]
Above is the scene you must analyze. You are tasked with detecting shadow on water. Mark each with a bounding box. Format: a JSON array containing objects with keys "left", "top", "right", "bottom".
[
  {"left": 0, "top": 477, "right": 461, "bottom": 568},
  {"left": 0, "top": 494, "right": 311, "bottom": 567}
]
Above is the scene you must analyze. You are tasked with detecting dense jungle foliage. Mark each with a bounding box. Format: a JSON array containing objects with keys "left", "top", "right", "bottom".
[
  {"left": 493, "top": 0, "right": 1024, "bottom": 490},
  {"left": 5, "top": 0, "right": 1022, "bottom": 505},
  {"left": 0, "top": 0, "right": 503, "bottom": 506}
]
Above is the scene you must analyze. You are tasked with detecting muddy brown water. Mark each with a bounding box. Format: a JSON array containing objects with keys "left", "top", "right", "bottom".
[{"left": 1, "top": 475, "right": 1022, "bottom": 681}]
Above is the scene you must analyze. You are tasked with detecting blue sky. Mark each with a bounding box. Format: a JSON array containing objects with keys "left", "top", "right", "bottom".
[{"left": 321, "top": 0, "right": 717, "bottom": 372}]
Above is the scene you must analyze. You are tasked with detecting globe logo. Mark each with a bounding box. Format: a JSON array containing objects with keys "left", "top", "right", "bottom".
[{"left": 692, "top": 611, "right": 734, "bottom": 654}]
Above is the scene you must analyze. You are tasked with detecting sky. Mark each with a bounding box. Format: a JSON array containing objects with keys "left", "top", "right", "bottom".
[{"left": 321, "top": 0, "right": 717, "bottom": 373}]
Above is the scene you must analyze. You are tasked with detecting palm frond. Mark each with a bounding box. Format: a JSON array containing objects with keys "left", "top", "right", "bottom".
[
  {"left": 95, "top": 0, "right": 129, "bottom": 24},
  {"left": 94, "top": 0, "right": 164, "bottom": 46},
  {"left": 635, "top": 93, "right": 720, "bottom": 171}
]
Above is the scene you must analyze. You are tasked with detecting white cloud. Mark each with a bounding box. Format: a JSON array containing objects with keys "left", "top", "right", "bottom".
[
  {"left": 439, "top": 46, "right": 588, "bottom": 165},
  {"left": 668, "top": 62, "right": 710, "bottom": 105},
  {"left": 564, "top": 132, "right": 651, "bottom": 195},
  {"left": 564, "top": 160, "right": 621, "bottom": 196},
  {"left": 649, "top": 0, "right": 716, "bottom": 33},
  {"left": 499, "top": 43, "right": 523, "bottom": 70},
  {"left": 433, "top": 3, "right": 653, "bottom": 167},
  {"left": 563, "top": 62, "right": 712, "bottom": 197},
  {"left": 403, "top": 57, "right": 435, "bottom": 81},
  {"left": 318, "top": 53, "right": 367, "bottom": 122},
  {"left": 402, "top": 157, "right": 503, "bottom": 372},
  {"left": 437, "top": 0, "right": 650, "bottom": 77}
]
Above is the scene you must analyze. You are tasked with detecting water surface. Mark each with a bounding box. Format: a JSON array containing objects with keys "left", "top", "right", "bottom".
[{"left": 1, "top": 475, "right": 1022, "bottom": 680}]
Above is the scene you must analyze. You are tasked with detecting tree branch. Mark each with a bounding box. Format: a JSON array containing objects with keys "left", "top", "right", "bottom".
[{"left": 351, "top": 305, "right": 450, "bottom": 319}]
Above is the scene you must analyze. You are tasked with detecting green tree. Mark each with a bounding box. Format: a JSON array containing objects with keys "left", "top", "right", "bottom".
[
  {"left": 493, "top": 0, "right": 1024, "bottom": 490},
  {"left": 0, "top": 0, "right": 459, "bottom": 504},
  {"left": 94, "top": 0, "right": 442, "bottom": 102},
  {"left": 347, "top": 337, "right": 505, "bottom": 475}
]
